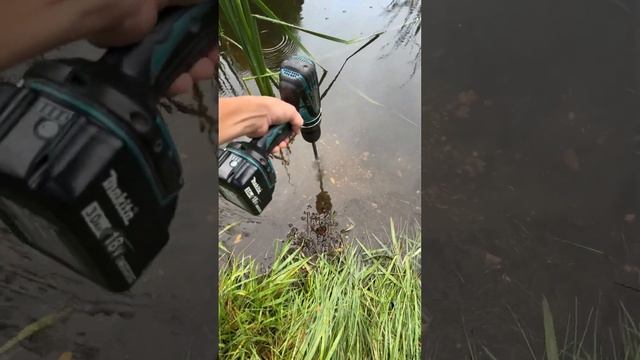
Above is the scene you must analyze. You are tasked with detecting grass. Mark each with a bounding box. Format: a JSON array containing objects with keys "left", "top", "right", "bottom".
[
  {"left": 538, "top": 298, "right": 640, "bottom": 360},
  {"left": 0, "top": 307, "right": 73, "bottom": 355},
  {"left": 218, "top": 220, "right": 422, "bottom": 359},
  {"left": 469, "top": 298, "right": 640, "bottom": 360}
]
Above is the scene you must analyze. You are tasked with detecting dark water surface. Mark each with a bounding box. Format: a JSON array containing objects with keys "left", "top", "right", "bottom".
[
  {"left": 425, "top": 0, "right": 640, "bottom": 358},
  {"left": 219, "top": 0, "right": 422, "bottom": 261}
]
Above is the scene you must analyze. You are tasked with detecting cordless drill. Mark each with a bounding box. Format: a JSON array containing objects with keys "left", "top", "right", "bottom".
[
  {"left": 0, "top": 3, "right": 216, "bottom": 292},
  {"left": 218, "top": 55, "right": 322, "bottom": 215}
]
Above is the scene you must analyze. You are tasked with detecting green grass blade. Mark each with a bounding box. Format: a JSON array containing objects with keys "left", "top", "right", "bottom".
[
  {"left": 543, "top": 296, "right": 560, "bottom": 360},
  {"left": 252, "top": 14, "right": 383, "bottom": 44},
  {"left": 219, "top": 222, "right": 239, "bottom": 236},
  {"left": 0, "top": 307, "right": 73, "bottom": 354}
]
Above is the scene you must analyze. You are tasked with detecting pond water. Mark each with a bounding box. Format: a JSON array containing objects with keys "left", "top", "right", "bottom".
[
  {"left": 218, "top": 0, "right": 422, "bottom": 261},
  {"left": 425, "top": 0, "right": 640, "bottom": 358}
]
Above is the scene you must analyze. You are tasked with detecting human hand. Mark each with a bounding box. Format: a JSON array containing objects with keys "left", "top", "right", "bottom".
[
  {"left": 0, "top": 0, "right": 216, "bottom": 85},
  {"left": 88, "top": 0, "right": 215, "bottom": 96},
  {"left": 218, "top": 96, "right": 304, "bottom": 154},
  {"left": 166, "top": 47, "right": 217, "bottom": 96}
]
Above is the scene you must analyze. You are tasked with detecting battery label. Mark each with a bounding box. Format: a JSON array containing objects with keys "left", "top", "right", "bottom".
[
  {"left": 81, "top": 201, "right": 112, "bottom": 238},
  {"left": 251, "top": 176, "right": 263, "bottom": 194},
  {"left": 243, "top": 186, "right": 262, "bottom": 213},
  {"left": 115, "top": 256, "right": 137, "bottom": 284}
]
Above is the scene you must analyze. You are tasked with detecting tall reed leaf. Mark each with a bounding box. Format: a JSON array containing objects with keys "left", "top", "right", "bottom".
[
  {"left": 220, "top": 0, "right": 274, "bottom": 96},
  {"left": 543, "top": 296, "right": 560, "bottom": 360}
]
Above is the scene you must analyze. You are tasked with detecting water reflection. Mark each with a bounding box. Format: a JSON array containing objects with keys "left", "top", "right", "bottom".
[
  {"left": 314, "top": 160, "right": 332, "bottom": 214},
  {"left": 380, "top": 0, "right": 421, "bottom": 79}
]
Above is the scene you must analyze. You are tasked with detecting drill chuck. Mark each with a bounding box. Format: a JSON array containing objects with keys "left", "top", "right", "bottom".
[
  {"left": 279, "top": 56, "right": 322, "bottom": 144},
  {"left": 301, "top": 112, "right": 322, "bottom": 143}
]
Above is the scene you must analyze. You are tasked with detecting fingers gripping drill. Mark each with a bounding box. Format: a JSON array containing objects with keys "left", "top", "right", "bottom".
[{"left": 218, "top": 55, "right": 322, "bottom": 215}]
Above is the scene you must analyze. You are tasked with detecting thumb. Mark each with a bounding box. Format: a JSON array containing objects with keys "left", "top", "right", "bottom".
[
  {"left": 88, "top": 1, "right": 159, "bottom": 48},
  {"left": 88, "top": 0, "right": 204, "bottom": 48}
]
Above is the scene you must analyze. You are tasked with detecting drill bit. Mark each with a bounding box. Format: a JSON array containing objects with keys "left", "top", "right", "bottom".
[{"left": 312, "top": 141, "right": 323, "bottom": 190}]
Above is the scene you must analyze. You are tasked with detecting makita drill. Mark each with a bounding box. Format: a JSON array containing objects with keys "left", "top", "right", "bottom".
[
  {"left": 0, "top": 3, "right": 216, "bottom": 292},
  {"left": 218, "top": 55, "right": 322, "bottom": 215}
]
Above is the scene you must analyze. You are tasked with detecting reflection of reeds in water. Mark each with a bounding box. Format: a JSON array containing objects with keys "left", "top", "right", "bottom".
[
  {"left": 380, "top": 0, "right": 422, "bottom": 79},
  {"left": 217, "top": 52, "right": 243, "bottom": 97},
  {"left": 385, "top": 0, "right": 422, "bottom": 48}
]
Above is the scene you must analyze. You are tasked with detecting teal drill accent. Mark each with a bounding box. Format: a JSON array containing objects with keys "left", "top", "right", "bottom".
[
  {"left": 154, "top": 115, "right": 178, "bottom": 160},
  {"left": 263, "top": 124, "right": 289, "bottom": 151},
  {"left": 150, "top": 4, "right": 209, "bottom": 82}
]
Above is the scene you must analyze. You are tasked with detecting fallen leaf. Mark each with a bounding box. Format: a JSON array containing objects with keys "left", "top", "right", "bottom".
[
  {"left": 458, "top": 90, "right": 479, "bottom": 106},
  {"left": 454, "top": 106, "right": 471, "bottom": 118},
  {"left": 233, "top": 234, "right": 242, "bottom": 244},
  {"left": 341, "top": 223, "right": 355, "bottom": 233},
  {"left": 596, "top": 132, "right": 609, "bottom": 145},
  {"left": 59, "top": 352, "right": 73, "bottom": 360},
  {"left": 562, "top": 148, "right": 580, "bottom": 171},
  {"left": 484, "top": 252, "right": 502, "bottom": 269}
]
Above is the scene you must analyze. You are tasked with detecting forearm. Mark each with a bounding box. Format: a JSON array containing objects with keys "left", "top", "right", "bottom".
[
  {"left": 0, "top": 0, "right": 138, "bottom": 70},
  {"left": 218, "top": 96, "right": 269, "bottom": 144}
]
